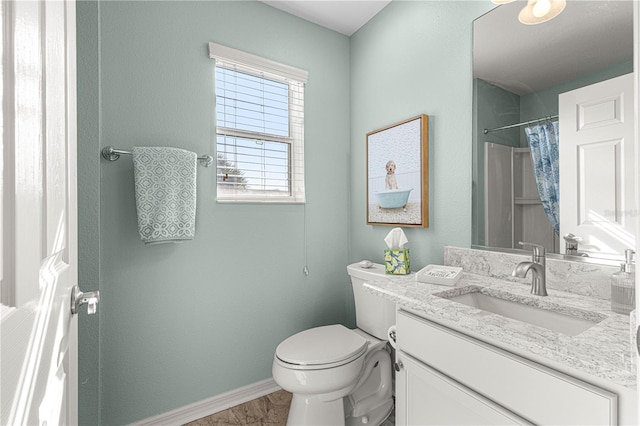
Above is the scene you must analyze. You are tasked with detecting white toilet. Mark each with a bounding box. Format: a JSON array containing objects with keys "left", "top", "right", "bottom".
[{"left": 272, "top": 262, "right": 396, "bottom": 426}]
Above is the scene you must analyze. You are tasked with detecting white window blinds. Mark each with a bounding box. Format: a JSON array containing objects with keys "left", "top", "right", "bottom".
[{"left": 209, "top": 43, "right": 307, "bottom": 203}]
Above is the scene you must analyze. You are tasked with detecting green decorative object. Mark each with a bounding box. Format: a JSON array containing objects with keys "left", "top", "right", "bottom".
[{"left": 384, "top": 249, "right": 410, "bottom": 274}]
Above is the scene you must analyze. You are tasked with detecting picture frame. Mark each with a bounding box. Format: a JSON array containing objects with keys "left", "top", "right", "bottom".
[{"left": 366, "top": 114, "right": 429, "bottom": 227}]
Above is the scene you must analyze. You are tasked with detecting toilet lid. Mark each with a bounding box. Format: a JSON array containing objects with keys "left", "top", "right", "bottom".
[{"left": 276, "top": 325, "right": 368, "bottom": 367}]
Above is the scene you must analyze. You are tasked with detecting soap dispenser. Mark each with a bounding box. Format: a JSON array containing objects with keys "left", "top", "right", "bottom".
[{"left": 611, "top": 249, "right": 635, "bottom": 314}]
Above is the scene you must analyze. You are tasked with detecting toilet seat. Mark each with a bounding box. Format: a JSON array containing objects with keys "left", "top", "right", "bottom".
[{"left": 275, "top": 325, "right": 368, "bottom": 370}]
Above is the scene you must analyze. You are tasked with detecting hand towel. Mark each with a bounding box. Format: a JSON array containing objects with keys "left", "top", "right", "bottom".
[{"left": 132, "top": 146, "right": 197, "bottom": 244}]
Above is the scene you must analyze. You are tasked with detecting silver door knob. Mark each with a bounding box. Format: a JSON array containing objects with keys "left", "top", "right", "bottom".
[{"left": 71, "top": 285, "right": 100, "bottom": 315}]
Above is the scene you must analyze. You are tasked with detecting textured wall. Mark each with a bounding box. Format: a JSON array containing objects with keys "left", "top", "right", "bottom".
[
  {"left": 77, "top": 2, "right": 101, "bottom": 425},
  {"left": 77, "top": 1, "right": 517, "bottom": 423},
  {"left": 77, "top": 1, "right": 351, "bottom": 424},
  {"left": 349, "top": 1, "right": 494, "bottom": 269}
]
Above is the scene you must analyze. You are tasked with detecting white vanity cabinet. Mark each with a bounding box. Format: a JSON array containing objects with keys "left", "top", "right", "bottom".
[
  {"left": 395, "top": 310, "right": 618, "bottom": 425},
  {"left": 396, "top": 354, "right": 533, "bottom": 425}
]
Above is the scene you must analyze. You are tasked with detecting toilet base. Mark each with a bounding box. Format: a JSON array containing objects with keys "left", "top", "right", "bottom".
[
  {"left": 286, "top": 394, "right": 393, "bottom": 426},
  {"left": 286, "top": 394, "right": 345, "bottom": 426},
  {"left": 345, "top": 398, "right": 393, "bottom": 426},
  {"left": 285, "top": 353, "right": 394, "bottom": 426}
]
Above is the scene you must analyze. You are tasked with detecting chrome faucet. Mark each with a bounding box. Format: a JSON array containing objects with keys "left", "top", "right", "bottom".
[
  {"left": 512, "top": 241, "right": 548, "bottom": 296},
  {"left": 563, "top": 233, "right": 589, "bottom": 257}
]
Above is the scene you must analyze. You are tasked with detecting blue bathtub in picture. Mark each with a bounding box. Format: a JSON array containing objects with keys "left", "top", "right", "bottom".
[{"left": 375, "top": 188, "right": 413, "bottom": 209}]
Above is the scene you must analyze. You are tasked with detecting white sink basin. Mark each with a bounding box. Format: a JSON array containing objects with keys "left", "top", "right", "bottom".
[{"left": 438, "top": 288, "right": 604, "bottom": 336}]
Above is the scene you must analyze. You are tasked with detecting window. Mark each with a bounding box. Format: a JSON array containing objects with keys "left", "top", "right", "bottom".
[{"left": 209, "top": 43, "right": 308, "bottom": 203}]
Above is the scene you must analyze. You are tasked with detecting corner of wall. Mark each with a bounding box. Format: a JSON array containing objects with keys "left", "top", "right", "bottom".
[{"left": 76, "top": 0, "right": 102, "bottom": 424}]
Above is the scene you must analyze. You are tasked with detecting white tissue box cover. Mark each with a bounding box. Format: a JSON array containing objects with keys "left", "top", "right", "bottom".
[{"left": 416, "top": 265, "right": 463, "bottom": 286}]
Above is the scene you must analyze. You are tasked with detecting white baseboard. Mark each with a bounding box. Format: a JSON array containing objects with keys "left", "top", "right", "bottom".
[{"left": 132, "top": 378, "right": 281, "bottom": 426}]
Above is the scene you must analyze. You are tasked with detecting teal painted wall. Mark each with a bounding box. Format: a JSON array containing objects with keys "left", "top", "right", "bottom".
[
  {"left": 77, "top": 1, "right": 506, "bottom": 423},
  {"left": 77, "top": 2, "right": 101, "bottom": 425},
  {"left": 349, "top": 1, "right": 494, "bottom": 269},
  {"left": 77, "top": 1, "right": 350, "bottom": 424}
]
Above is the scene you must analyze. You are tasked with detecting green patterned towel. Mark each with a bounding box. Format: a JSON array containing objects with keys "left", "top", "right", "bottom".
[{"left": 132, "top": 146, "right": 197, "bottom": 244}]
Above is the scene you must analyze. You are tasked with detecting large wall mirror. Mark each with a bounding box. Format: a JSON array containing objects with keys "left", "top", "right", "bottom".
[{"left": 472, "top": 0, "right": 634, "bottom": 263}]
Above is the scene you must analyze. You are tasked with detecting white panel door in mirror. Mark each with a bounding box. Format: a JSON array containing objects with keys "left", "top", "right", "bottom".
[{"left": 559, "top": 73, "right": 634, "bottom": 256}]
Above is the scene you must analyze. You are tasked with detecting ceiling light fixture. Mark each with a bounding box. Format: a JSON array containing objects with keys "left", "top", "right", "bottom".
[
  {"left": 491, "top": 0, "right": 515, "bottom": 4},
  {"left": 518, "top": 0, "right": 566, "bottom": 25}
]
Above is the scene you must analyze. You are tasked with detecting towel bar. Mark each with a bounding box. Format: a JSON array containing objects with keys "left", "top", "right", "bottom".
[{"left": 101, "top": 146, "right": 214, "bottom": 167}]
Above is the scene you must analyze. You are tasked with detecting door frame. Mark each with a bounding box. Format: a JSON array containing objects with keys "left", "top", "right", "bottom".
[{"left": 634, "top": 0, "right": 640, "bottom": 413}]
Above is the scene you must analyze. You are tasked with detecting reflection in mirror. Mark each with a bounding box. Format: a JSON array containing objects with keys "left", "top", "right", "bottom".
[{"left": 472, "top": 0, "right": 634, "bottom": 262}]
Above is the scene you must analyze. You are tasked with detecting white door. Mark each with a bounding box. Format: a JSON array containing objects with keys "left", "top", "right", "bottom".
[
  {"left": 1, "top": 0, "right": 79, "bottom": 425},
  {"left": 559, "top": 73, "right": 635, "bottom": 257}
]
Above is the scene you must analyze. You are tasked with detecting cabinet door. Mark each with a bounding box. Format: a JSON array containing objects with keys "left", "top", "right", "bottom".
[
  {"left": 397, "top": 310, "right": 618, "bottom": 425},
  {"left": 396, "top": 352, "right": 533, "bottom": 426}
]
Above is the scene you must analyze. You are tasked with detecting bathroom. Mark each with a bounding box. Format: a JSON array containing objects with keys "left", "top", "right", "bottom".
[
  {"left": 77, "top": 1, "right": 489, "bottom": 423},
  {"left": 1, "top": 0, "right": 637, "bottom": 424}
]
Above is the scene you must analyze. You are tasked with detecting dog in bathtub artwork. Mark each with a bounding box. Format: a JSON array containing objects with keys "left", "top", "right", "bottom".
[
  {"left": 378, "top": 159, "right": 413, "bottom": 209},
  {"left": 366, "top": 115, "right": 428, "bottom": 227},
  {"left": 385, "top": 160, "right": 398, "bottom": 190}
]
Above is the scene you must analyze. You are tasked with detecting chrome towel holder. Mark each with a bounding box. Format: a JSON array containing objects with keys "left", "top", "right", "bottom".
[{"left": 101, "top": 146, "right": 214, "bottom": 167}]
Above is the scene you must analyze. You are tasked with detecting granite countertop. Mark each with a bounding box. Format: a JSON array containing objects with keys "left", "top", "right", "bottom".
[{"left": 364, "top": 272, "right": 637, "bottom": 389}]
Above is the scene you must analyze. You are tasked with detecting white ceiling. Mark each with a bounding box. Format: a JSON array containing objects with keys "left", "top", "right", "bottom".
[
  {"left": 260, "top": 1, "right": 391, "bottom": 36},
  {"left": 474, "top": 0, "right": 633, "bottom": 95},
  {"left": 260, "top": 1, "right": 633, "bottom": 96}
]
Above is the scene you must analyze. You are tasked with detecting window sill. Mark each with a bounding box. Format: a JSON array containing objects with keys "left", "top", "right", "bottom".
[{"left": 216, "top": 197, "right": 305, "bottom": 204}]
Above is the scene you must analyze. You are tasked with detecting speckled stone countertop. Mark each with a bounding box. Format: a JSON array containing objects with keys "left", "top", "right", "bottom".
[{"left": 364, "top": 272, "right": 637, "bottom": 389}]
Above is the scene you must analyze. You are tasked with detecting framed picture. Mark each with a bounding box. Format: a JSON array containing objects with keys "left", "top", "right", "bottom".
[{"left": 366, "top": 114, "right": 429, "bottom": 227}]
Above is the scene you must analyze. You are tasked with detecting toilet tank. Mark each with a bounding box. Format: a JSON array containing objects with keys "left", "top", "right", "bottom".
[{"left": 347, "top": 262, "right": 397, "bottom": 340}]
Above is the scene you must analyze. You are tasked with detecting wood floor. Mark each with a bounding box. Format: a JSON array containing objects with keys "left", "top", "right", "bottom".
[{"left": 185, "top": 390, "right": 395, "bottom": 426}]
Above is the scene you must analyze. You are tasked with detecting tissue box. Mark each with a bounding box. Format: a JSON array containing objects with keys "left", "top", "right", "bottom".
[{"left": 384, "top": 249, "right": 411, "bottom": 275}]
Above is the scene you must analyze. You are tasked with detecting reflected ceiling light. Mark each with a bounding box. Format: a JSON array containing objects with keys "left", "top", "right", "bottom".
[
  {"left": 518, "top": 0, "right": 566, "bottom": 25},
  {"left": 491, "top": 0, "right": 515, "bottom": 4}
]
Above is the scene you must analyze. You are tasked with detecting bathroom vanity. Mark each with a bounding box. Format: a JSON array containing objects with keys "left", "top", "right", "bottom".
[
  {"left": 365, "top": 249, "right": 637, "bottom": 425},
  {"left": 396, "top": 310, "right": 618, "bottom": 425}
]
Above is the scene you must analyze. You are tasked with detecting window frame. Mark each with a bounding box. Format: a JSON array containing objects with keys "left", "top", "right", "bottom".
[{"left": 209, "top": 43, "right": 307, "bottom": 203}]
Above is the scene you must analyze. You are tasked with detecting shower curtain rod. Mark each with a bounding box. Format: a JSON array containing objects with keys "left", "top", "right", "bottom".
[{"left": 483, "top": 114, "right": 558, "bottom": 135}]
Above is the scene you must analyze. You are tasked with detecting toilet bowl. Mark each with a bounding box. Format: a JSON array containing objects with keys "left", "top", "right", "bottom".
[
  {"left": 272, "top": 326, "right": 393, "bottom": 426},
  {"left": 272, "top": 262, "right": 398, "bottom": 426}
]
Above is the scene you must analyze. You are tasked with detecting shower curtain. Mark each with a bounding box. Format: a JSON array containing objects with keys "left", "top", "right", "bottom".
[{"left": 525, "top": 121, "right": 560, "bottom": 235}]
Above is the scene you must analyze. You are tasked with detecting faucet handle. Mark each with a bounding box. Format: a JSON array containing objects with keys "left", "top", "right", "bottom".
[
  {"left": 518, "top": 241, "right": 546, "bottom": 260},
  {"left": 562, "top": 233, "right": 581, "bottom": 254},
  {"left": 563, "top": 233, "right": 582, "bottom": 243}
]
